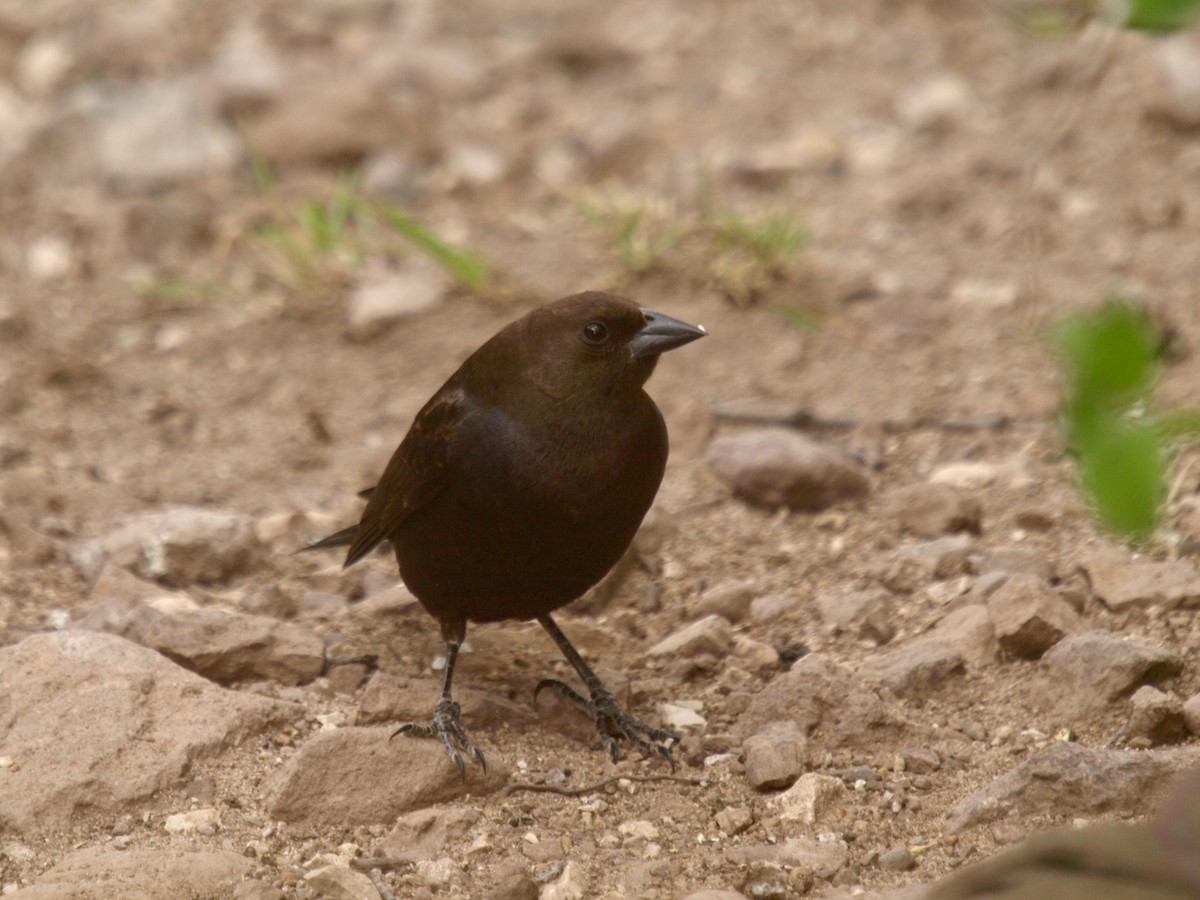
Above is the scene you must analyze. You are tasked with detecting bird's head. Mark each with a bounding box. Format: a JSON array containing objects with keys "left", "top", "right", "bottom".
[{"left": 518, "top": 292, "right": 707, "bottom": 399}]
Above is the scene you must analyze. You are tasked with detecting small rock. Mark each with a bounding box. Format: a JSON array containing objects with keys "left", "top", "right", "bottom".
[
  {"left": 735, "top": 653, "right": 908, "bottom": 748},
  {"left": 210, "top": 21, "right": 284, "bottom": 116},
  {"left": 73, "top": 507, "right": 262, "bottom": 587},
  {"left": 742, "top": 720, "right": 807, "bottom": 790},
  {"left": 1034, "top": 631, "right": 1183, "bottom": 719},
  {"left": 895, "top": 73, "right": 972, "bottom": 130},
  {"left": 879, "top": 844, "right": 916, "bottom": 872},
  {"left": 886, "top": 484, "right": 981, "bottom": 537},
  {"left": 982, "top": 548, "right": 1054, "bottom": 582},
  {"left": 986, "top": 573, "right": 1079, "bottom": 659},
  {"left": 695, "top": 581, "right": 756, "bottom": 623},
  {"left": 927, "top": 604, "right": 998, "bottom": 668},
  {"left": 490, "top": 859, "right": 537, "bottom": 900},
  {"left": 658, "top": 703, "right": 707, "bottom": 734},
  {"left": 950, "top": 278, "right": 1019, "bottom": 310},
  {"left": 856, "top": 640, "right": 965, "bottom": 699},
  {"left": 377, "top": 805, "right": 479, "bottom": 862},
  {"left": 164, "top": 807, "right": 219, "bottom": 835},
  {"left": 777, "top": 773, "right": 847, "bottom": 824},
  {"left": 541, "top": 859, "right": 588, "bottom": 900},
  {"left": 929, "top": 461, "right": 1003, "bottom": 491},
  {"left": 714, "top": 806, "right": 754, "bottom": 836},
  {"left": 233, "top": 880, "right": 284, "bottom": 900},
  {"left": 25, "top": 235, "right": 73, "bottom": 282},
  {"left": 646, "top": 615, "right": 732, "bottom": 659},
  {"left": 305, "top": 864, "right": 381, "bottom": 900},
  {"left": 266, "top": 727, "right": 509, "bottom": 825},
  {"left": 894, "top": 535, "right": 975, "bottom": 578},
  {"left": 14, "top": 35, "right": 74, "bottom": 97},
  {"left": 681, "top": 890, "right": 750, "bottom": 900},
  {"left": 618, "top": 819, "right": 660, "bottom": 842},
  {"left": 1081, "top": 553, "right": 1200, "bottom": 610},
  {"left": 1151, "top": 30, "right": 1200, "bottom": 128},
  {"left": 731, "top": 634, "right": 780, "bottom": 672},
  {"left": 328, "top": 663, "right": 371, "bottom": 695},
  {"left": 748, "top": 592, "right": 799, "bottom": 623},
  {"left": 901, "top": 747, "right": 941, "bottom": 775},
  {"left": 706, "top": 429, "right": 870, "bottom": 511},
  {"left": 346, "top": 262, "right": 449, "bottom": 342},
  {"left": 415, "top": 857, "right": 459, "bottom": 888},
  {"left": 1129, "top": 686, "right": 1187, "bottom": 745},
  {"left": 94, "top": 80, "right": 241, "bottom": 187},
  {"left": 726, "top": 837, "right": 848, "bottom": 872},
  {"left": 816, "top": 588, "right": 895, "bottom": 644}
]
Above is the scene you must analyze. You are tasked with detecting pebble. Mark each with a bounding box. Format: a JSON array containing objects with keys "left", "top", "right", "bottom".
[
  {"left": 646, "top": 615, "right": 732, "bottom": 659},
  {"left": 742, "top": 720, "right": 807, "bottom": 791},
  {"left": 706, "top": 428, "right": 870, "bottom": 511},
  {"left": 164, "top": 808, "right": 220, "bottom": 835},
  {"left": 777, "top": 773, "right": 847, "bottom": 824},
  {"left": 878, "top": 844, "right": 916, "bottom": 872}
]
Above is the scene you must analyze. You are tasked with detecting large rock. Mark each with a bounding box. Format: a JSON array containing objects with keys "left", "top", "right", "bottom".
[
  {"left": 706, "top": 429, "right": 870, "bottom": 511},
  {"left": 930, "top": 763, "right": 1200, "bottom": 899},
  {"left": 0, "top": 632, "right": 297, "bottom": 833},
  {"left": 266, "top": 727, "right": 509, "bottom": 825},
  {"left": 120, "top": 601, "right": 325, "bottom": 686},
  {"left": 855, "top": 639, "right": 965, "bottom": 699},
  {"left": 1081, "top": 553, "right": 1200, "bottom": 611},
  {"left": 73, "top": 507, "right": 262, "bottom": 587},
  {"left": 986, "top": 573, "right": 1079, "bottom": 659},
  {"left": 945, "top": 743, "right": 1200, "bottom": 833},
  {"left": 11, "top": 845, "right": 252, "bottom": 899},
  {"left": 1033, "top": 631, "right": 1183, "bottom": 719},
  {"left": 734, "top": 653, "right": 909, "bottom": 746}
]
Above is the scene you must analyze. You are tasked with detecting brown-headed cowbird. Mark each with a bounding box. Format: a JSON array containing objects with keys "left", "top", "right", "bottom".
[{"left": 306, "top": 291, "right": 706, "bottom": 773}]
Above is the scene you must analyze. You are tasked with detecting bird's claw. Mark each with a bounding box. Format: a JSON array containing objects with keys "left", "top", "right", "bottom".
[
  {"left": 392, "top": 697, "right": 486, "bottom": 779},
  {"left": 535, "top": 679, "right": 679, "bottom": 771}
]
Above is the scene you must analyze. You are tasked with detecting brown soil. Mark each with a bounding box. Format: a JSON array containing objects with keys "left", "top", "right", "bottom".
[{"left": 3, "top": 0, "right": 1200, "bottom": 897}]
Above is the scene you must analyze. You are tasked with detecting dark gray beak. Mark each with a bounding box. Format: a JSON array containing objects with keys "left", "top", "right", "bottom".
[{"left": 629, "top": 307, "right": 708, "bottom": 360}]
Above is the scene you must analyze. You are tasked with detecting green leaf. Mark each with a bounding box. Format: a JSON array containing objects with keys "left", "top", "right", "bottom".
[
  {"left": 1057, "top": 300, "right": 1158, "bottom": 421},
  {"left": 1057, "top": 299, "right": 1167, "bottom": 541},
  {"left": 1077, "top": 423, "right": 1165, "bottom": 540},
  {"left": 376, "top": 206, "right": 490, "bottom": 291},
  {"left": 1109, "top": 0, "right": 1200, "bottom": 33}
]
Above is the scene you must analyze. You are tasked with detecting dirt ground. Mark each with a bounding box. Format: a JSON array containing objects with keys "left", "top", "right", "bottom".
[{"left": 4, "top": 0, "right": 1200, "bottom": 897}]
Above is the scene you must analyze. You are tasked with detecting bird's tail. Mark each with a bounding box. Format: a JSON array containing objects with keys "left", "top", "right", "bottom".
[{"left": 297, "top": 525, "right": 359, "bottom": 553}]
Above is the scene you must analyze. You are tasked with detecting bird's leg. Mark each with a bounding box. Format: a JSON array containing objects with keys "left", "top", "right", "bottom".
[
  {"left": 536, "top": 614, "right": 679, "bottom": 771},
  {"left": 392, "top": 634, "right": 486, "bottom": 778}
]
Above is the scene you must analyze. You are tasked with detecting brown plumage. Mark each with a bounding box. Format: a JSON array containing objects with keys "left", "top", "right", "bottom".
[{"left": 306, "top": 292, "right": 706, "bottom": 773}]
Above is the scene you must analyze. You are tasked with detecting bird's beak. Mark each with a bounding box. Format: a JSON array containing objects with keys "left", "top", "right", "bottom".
[{"left": 629, "top": 308, "right": 708, "bottom": 360}]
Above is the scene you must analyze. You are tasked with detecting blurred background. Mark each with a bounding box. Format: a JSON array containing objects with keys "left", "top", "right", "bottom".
[{"left": 5, "top": 0, "right": 1200, "bottom": 897}]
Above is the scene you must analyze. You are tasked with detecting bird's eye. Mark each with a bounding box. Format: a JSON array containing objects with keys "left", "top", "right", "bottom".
[{"left": 582, "top": 321, "right": 609, "bottom": 345}]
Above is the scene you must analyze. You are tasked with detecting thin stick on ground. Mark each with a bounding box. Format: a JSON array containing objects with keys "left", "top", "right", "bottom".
[{"left": 503, "top": 773, "right": 704, "bottom": 796}]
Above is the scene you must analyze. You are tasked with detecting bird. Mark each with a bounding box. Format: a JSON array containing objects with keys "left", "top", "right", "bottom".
[{"left": 305, "top": 291, "right": 707, "bottom": 774}]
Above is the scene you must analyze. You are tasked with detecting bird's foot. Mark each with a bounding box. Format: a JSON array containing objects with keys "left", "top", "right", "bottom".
[
  {"left": 535, "top": 679, "right": 679, "bottom": 771},
  {"left": 392, "top": 696, "right": 486, "bottom": 779}
]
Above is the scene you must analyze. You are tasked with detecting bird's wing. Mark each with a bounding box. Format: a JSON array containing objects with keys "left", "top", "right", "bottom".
[{"left": 340, "top": 386, "right": 468, "bottom": 568}]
